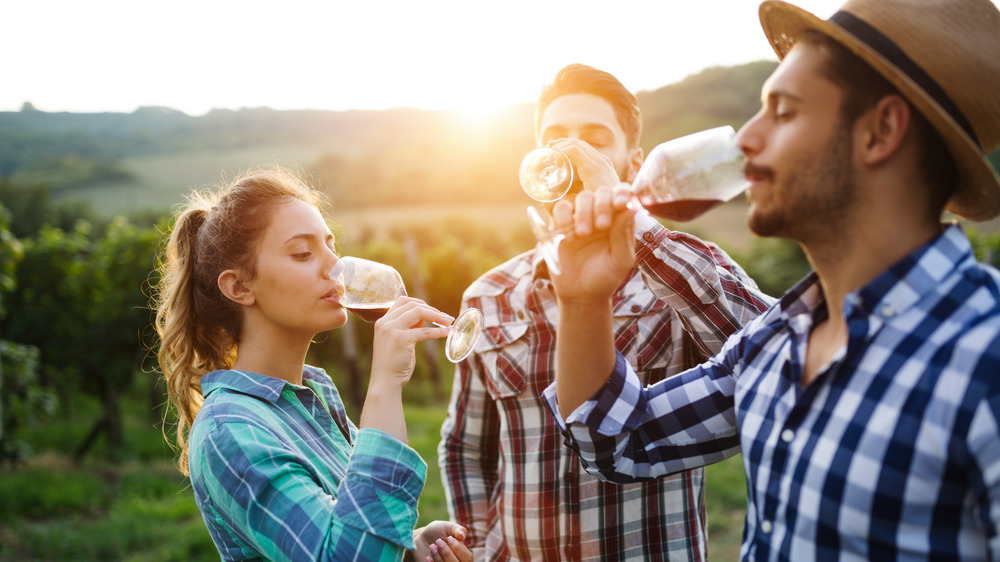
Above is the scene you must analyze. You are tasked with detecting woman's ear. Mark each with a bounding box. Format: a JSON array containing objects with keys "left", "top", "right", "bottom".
[{"left": 218, "top": 269, "right": 255, "bottom": 306}]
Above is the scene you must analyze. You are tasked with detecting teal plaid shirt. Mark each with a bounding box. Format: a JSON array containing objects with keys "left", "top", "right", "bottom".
[{"left": 188, "top": 367, "right": 426, "bottom": 561}]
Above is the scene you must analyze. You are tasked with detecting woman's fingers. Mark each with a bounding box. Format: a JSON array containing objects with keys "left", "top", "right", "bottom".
[
  {"left": 427, "top": 536, "right": 472, "bottom": 562},
  {"left": 379, "top": 297, "right": 453, "bottom": 333}
]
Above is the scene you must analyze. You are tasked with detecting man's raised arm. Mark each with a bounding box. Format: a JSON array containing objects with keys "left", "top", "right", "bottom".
[{"left": 550, "top": 185, "right": 636, "bottom": 417}]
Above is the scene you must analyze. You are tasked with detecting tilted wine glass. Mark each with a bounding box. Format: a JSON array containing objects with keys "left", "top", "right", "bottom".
[
  {"left": 333, "top": 256, "right": 483, "bottom": 363},
  {"left": 518, "top": 125, "right": 749, "bottom": 275},
  {"left": 518, "top": 146, "right": 575, "bottom": 202}
]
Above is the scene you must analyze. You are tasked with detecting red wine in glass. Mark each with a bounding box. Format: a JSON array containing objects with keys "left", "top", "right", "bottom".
[
  {"left": 335, "top": 256, "right": 483, "bottom": 362},
  {"left": 345, "top": 303, "right": 391, "bottom": 323},
  {"left": 520, "top": 126, "right": 748, "bottom": 275},
  {"left": 641, "top": 198, "right": 725, "bottom": 222}
]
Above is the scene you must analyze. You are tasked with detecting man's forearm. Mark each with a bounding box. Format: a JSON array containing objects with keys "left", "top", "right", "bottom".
[{"left": 555, "top": 297, "right": 617, "bottom": 418}]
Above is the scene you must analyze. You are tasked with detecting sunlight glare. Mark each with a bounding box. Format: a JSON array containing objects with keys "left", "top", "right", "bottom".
[{"left": 456, "top": 100, "right": 504, "bottom": 125}]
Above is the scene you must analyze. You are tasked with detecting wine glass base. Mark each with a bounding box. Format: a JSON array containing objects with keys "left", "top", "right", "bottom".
[{"left": 445, "top": 308, "right": 483, "bottom": 363}]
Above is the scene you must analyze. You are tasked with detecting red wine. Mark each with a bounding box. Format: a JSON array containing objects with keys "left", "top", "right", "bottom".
[
  {"left": 346, "top": 304, "right": 390, "bottom": 323},
  {"left": 643, "top": 198, "right": 723, "bottom": 222}
]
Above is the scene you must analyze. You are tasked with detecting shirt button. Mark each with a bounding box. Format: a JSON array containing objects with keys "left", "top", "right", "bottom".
[
  {"left": 881, "top": 304, "right": 896, "bottom": 317},
  {"left": 781, "top": 429, "right": 795, "bottom": 443},
  {"left": 534, "top": 279, "right": 546, "bottom": 290},
  {"left": 517, "top": 311, "right": 527, "bottom": 321},
  {"left": 642, "top": 231, "right": 655, "bottom": 243},
  {"left": 631, "top": 304, "right": 641, "bottom": 313},
  {"left": 761, "top": 520, "right": 773, "bottom": 534}
]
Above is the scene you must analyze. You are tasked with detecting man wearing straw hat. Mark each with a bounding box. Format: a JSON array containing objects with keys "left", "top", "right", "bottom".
[{"left": 541, "top": 0, "right": 1000, "bottom": 559}]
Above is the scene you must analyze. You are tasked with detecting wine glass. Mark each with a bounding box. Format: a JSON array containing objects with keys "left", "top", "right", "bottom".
[
  {"left": 332, "top": 256, "right": 483, "bottom": 363},
  {"left": 518, "top": 146, "right": 575, "bottom": 202},
  {"left": 518, "top": 125, "right": 748, "bottom": 275}
]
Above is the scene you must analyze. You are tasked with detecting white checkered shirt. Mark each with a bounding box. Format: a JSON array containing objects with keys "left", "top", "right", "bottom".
[{"left": 545, "top": 225, "right": 1000, "bottom": 561}]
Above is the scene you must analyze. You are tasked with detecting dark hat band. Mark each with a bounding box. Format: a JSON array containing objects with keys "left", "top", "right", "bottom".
[{"left": 831, "top": 10, "right": 979, "bottom": 147}]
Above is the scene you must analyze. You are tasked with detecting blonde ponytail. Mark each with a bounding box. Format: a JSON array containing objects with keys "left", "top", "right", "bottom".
[{"left": 153, "top": 168, "right": 320, "bottom": 475}]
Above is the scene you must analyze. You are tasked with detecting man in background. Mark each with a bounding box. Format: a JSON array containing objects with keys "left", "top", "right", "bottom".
[{"left": 438, "top": 63, "right": 773, "bottom": 560}]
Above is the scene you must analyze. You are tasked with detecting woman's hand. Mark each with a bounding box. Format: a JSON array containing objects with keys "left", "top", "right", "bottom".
[
  {"left": 360, "top": 297, "right": 451, "bottom": 442},
  {"left": 410, "top": 521, "right": 471, "bottom": 562},
  {"left": 369, "top": 297, "right": 452, "bottom": 390}
]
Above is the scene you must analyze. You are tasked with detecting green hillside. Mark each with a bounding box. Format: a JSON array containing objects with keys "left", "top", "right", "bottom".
[{"left": 0, "top": 62, "right": 777, "bottom": 219}]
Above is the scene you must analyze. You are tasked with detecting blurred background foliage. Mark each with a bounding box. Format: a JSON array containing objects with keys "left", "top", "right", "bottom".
[{"left": 1, "top": 60, "right": 999, "bottom": 560}]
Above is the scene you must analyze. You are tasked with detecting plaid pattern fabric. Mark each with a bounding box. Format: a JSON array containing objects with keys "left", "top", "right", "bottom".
[
  {"left": 545, "top": 225, "right": 1000, "bottom": 561},
  {"left": 439, "top": 215, "right": 773, "bottom": 561},
  {"left": 189, "top": 367, "right": 426, "bottom": 562}
]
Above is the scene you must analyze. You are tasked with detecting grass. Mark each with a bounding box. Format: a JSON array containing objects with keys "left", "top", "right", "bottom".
[
  {"left": 0, "top": 383, "right": 748, "bottom": 561},
  {"left": 705, "top": 455, "right": 747, "bottom": 560},
  {"left": 61, "top": 142, "right": 341, "bottom": 218}
]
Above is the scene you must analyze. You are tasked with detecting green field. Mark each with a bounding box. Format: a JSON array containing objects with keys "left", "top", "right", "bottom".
[
  {"left": 59, "top": 142, "right": 339, "bottom": 218},
  {"left": 0, "top": 377, "right": 748, "bottom": 561}
]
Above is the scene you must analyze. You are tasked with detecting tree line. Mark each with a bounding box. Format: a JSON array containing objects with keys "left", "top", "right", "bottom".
[{"left": 3, "top": 59, "right": 999, "bottom": 465}]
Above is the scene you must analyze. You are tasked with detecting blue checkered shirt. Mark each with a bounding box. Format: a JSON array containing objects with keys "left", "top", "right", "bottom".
[
  {"left": 188, "top": 367, "right": 426, "bottom": 561},
  {"left": 544, "top": 225, "right": 1000, "bottom": 560}
]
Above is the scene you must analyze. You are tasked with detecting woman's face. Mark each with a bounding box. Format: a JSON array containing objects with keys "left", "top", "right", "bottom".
[{"left": 242, "top": 198, "right": 347, "bottom": 338}]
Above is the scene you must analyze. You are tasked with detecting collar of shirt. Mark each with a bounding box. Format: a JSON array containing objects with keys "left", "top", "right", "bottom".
[
  {"left": 771, "top": 225, "right": 976, "bottom": 388},
  {"left": 472, "top": 212, "right": 720, "bottom": 303},
  {"left": 200, "top": 366, "right": 355, "bottom": 444},
  {"left": 776, "top": 224, "right": 973, "bottom": 333},
  {"left": 201, "top": 366, "right": 327, "bottom": 403}
]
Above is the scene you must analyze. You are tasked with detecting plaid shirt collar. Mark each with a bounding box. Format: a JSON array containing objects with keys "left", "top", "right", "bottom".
[
  {"left": 777, "top": 224, "right": 971, "bottom": 331},
  {"left": 200, "top": 367, "right": 327, "bottom": 404},
  {"left": 514, "top": 213, "right": 720, "bottom": 298}
]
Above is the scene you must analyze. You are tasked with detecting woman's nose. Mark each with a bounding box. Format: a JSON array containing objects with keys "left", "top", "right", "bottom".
[{"left": 325, "top": 256, "right": 344, "bottom": 280}]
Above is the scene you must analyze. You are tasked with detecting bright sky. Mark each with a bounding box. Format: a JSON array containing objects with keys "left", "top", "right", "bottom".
[{"left": 0, "top": 0, "right": 982, "bottom": 117}]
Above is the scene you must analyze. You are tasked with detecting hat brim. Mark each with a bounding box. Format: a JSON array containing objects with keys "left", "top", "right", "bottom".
[{"left": 758, "top": 0, "right": 1000, "bottom": 221}]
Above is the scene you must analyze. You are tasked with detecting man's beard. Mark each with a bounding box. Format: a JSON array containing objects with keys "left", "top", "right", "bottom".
[{"left": 749, "top": 125, "right": 858, "bottom": 242}]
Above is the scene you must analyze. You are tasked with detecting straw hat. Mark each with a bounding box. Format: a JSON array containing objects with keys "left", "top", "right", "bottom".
[{"left": 758, "top": 0, "right": 1000, "bottom": 221}]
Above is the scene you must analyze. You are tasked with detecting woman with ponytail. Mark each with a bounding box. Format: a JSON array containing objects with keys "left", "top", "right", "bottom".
[{"left": 154, "top": 168, "right": 469, "bottom": 562}]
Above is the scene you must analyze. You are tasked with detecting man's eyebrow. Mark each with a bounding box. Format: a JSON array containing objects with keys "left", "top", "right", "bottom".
[
  {"left": 540, "top": 122, "right": 615, "bottom": 137},
  {"left": 763, "top": 89, "right": 802, "bottom": 105}
]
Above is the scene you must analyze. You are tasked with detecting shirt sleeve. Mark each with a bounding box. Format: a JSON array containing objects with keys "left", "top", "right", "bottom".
[
  {"left": 193, "top": 422, "right": 426, "bottom": 561},
  {"left": 634, "top": 219, "right": 775, "bottom": 357},
  {"left": 543, "top": 343, "right": 743, "bottom": 483},
  {"left": 438, "top": 348, "right": 501, "bottom": 556}
]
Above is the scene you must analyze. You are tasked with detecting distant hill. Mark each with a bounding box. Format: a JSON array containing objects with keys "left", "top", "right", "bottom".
[{"left": 0, "top": 61, "right": 782, "bottom": 216}]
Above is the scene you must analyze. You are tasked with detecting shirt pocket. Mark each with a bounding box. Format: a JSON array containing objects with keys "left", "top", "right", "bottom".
[
  {"left": 477, "top": 321, "right": 530, "bottom": 399},
  {"left": 612, "top": 296, "right": 678, "bottom": 386}
]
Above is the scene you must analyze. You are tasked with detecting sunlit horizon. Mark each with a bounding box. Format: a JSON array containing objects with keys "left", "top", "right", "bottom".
[{"left": 5, "top": 0, "right": 998, "bottom": 117}]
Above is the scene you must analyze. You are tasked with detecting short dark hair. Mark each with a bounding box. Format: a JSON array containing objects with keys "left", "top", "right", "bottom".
[
  {"left": 799, "top": 30, "right": 958, "bottom": 212},
  {"left": 535, "top": 64, "right": 642, "bottom": 150}
]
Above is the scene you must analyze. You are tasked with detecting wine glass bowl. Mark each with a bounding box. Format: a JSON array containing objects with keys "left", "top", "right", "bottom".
[
  {"left": 631, "top": 126, "right": 748, "bottom": 222},
  {"left": 517, "top": 126, "right": 748, "bottom": 276},
  {"left": 334, "top": 256, "right": 483, "bottom": 363},
  {"left": 518, "top": 147, "right": 575, "bottom": 202}
]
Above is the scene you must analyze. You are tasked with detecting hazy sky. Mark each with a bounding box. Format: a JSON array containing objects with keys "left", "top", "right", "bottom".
[{"left": 2, "top": 0, "right": 981, "bottom": 117}]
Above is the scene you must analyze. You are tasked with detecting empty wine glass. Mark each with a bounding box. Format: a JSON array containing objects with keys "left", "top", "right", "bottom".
[
  {"left": 518, "top": 146, "right": 575, "bottom": 202},
  {"left": 518, "top": 125, "right": 748, "bottom": 275},
  {"left": 332, "top": 256, "right": 483, "bottom": 363}
]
